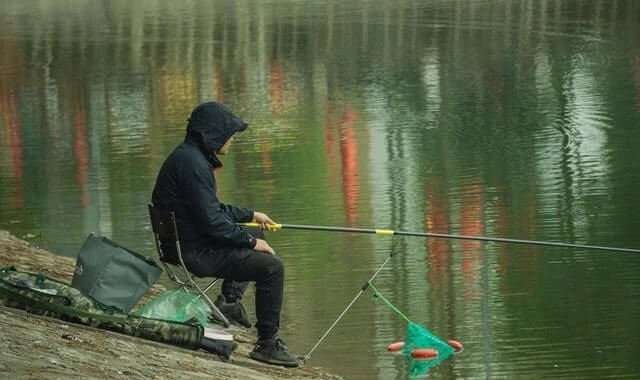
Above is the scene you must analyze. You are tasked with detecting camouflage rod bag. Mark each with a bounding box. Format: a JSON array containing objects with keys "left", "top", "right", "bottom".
[
  {"left": 71, "top": 233, "right": 162, "bottom": 313},
  {"left": 0, "top": 266, "right": 202, "bottom": 350}
]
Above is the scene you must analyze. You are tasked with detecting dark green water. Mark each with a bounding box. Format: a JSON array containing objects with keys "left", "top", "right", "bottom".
[{"left": 1, "top": 1, "right": 639, "bottom": 379}]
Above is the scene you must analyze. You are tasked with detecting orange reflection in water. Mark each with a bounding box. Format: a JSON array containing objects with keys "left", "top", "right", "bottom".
[
  {"left": 425, "top": 181, "right": 452, "bottom": 286},
  {"left": 338, "top": 102, "right": 360, "bottom": 226},
  {"left": 459, "top": 184, "right": 484, "bottom": 302},
  {"left": 269, "top": 59, "right": 286, "bottom": 115},
  {"left": 323, "top": 99, "right": 362, "bottom": 226}
]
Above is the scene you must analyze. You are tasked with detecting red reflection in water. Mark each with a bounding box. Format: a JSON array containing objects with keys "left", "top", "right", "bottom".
[
  {"left": 323, "top": 100, "right": 361, "bottom": 226},
  {"left": 338, "top": 102, "right": 360, "bottom": 226},
  {"left": 459, "top": 184, "right": 484, "bottom": 301},
  {"left": 269, "top": 59, "right": 286, "bottom": 115},
  {"left": 425, "top": 181, "right": 452, "bottom": 286}
]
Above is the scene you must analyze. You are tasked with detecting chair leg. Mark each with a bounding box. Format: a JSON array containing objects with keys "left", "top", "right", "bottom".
[
  {"left": 181, "top": 272, "right": 230, "bottom": 327},
  {"left": 171, "top": 278, "right": 230, "bottom": 328},
  {"left": 189, "top": 280, "right": 230, "bottom": 328},
  {"left": 202, "top": 278, "right": 219, "bottom": 294}
]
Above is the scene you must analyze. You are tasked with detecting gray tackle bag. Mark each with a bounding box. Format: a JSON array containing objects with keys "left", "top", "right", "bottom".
[{"left": 71, "top": 233, "right": 162, "bottom": 312}]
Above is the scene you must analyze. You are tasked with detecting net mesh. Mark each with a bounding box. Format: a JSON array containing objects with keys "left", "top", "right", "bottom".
[
  {"left": 404, "top": 322, "right": 455, "bottom": 377},
  {"left": 134, "top": 289, "right": 212, "bottom": 327},
  {"left": 368, "top": 281, "right": 455, "bottom": 377},
  {"left": 403, "top": 322, "right": 454, "bottom": 357}
]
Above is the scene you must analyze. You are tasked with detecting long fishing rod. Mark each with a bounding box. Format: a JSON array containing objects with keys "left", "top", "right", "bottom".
[{"left": 241, "top": 222, "right": 640, "bottom": 253}]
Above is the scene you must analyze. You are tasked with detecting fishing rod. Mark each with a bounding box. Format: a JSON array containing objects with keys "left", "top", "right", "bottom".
[{"left": 241, "top": 222, "right": 640, "bottom": 253}]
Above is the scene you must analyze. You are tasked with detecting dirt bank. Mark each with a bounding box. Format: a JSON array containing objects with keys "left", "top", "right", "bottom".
[{"left": 0, "top": 229, "right": 344, "bottom": 380}]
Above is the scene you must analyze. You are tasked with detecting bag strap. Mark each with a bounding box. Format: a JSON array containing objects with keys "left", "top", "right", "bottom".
[{"left": 0, "top": 266, "right": 203, "bottom": 350}]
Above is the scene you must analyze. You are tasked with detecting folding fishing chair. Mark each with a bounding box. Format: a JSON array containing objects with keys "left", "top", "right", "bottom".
[{"left": 147, "top": 202, "right": 230, "bottom": 327}]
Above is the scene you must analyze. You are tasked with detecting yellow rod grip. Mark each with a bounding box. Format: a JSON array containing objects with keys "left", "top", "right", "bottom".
[{"left": 240, "top": 222, "right": 282, "bottom": 230}]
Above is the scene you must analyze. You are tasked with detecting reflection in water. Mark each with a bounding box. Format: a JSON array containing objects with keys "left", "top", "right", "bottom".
[
  {"left": 1, "top": 95, "right": 23, "bottom": 208},
  {"left": 1, "top": 1, "right": 640, "bottom": 379},
  {"left": 339, "top": 103, "right": 360, "bottom": 226},
  {"left": 559, "top": 62, "right": 612, "bottom": 243},
  {"left": 73, "top": 109, "right": 89, "bottom": 207}
]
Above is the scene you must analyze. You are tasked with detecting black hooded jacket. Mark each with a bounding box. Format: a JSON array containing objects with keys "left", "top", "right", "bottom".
[{"left": 151, "top": 102, "right": 255, "bottom": 257}]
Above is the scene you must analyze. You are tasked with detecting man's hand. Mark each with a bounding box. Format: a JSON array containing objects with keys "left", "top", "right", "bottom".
[
  {"left": 253, "top": 211, "right": 277, "bottom": 230},
  {"left": 254, "top": 238, "right": 276, "bottom": 255}
]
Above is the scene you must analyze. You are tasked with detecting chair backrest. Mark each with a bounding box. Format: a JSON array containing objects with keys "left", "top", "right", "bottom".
[{"left": 147, "top": 202, "right": 180, "bottom": 264}]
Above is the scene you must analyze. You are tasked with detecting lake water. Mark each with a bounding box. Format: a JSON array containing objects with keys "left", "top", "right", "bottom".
[{"left": 1, "top": 1, "right": 639, "bottom": 379}]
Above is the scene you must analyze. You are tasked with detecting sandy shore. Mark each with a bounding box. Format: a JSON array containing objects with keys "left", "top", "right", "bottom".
[{"left": 0, "top": 229, "right": 344, "bottom": 380}]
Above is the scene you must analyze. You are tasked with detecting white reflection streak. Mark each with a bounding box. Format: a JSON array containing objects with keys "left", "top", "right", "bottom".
[
  {"left": 534, "top": 48, "right": 564, "bottom": 215},
  {"left": 366, "top": 71, "right": 432, "bottom": 378},
  {"left": 88, "top": 81, "right": 112, "bottom": 238},
  {"left": 365, "top": 50, "right": 445, "bottom": 379},
  {"left": 564, "top": 58, "right": 611, "bottom": 232},
  {"left": 535, "top": 45, "right": 612, "bottom": 240},
  {"left": 108, "top": 89, "right": 149, "bottom": 153},
  {"left": 365, "top": 74, "right": 395, "bottom": 380},
  {"left": 422, "top": 50, "right": 441, "bottom": 130},
  {"left": 565, "top": 66, "right": 611, "bottom": 177},
  {"left": 366, "top": 73, "right": 391, "bottom": 224}
]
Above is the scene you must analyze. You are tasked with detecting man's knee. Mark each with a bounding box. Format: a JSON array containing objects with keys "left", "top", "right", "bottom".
[{"left": 265, "top": 255, "right": 284, "bottom": 278}]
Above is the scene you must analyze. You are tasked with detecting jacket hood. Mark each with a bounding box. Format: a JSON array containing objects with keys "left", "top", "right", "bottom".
[{"left": 184, "top": 102, "right": 248, "bottom": 158}]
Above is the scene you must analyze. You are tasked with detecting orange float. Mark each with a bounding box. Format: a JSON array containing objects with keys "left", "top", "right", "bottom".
[
  {"left": 447, "top": 339, "right": 463, "bottom": 353},
  {"left": 387, "top": 341, "right": 405, "bottom": 352},
  {"left": 410, "top": 348, "right": 439, "bottom": 359}
]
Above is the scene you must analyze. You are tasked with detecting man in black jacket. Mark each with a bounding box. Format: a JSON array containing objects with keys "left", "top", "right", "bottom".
[{"left": 151, "top": 101, "right": 298, "bottom": 368}]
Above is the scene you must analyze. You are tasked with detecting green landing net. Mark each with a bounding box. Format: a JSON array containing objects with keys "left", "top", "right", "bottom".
[
  {"left": 368, "top": 282, "right": 455, "bottom": 376},
  {"left": 134, "top": 289, "right": 212, "bottom": 327}
]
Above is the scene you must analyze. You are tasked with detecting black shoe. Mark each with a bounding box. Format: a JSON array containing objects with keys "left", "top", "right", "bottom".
[
  {"left": 212, "top": 294, "right": 252, "bottom": 328},
  {"left": 249, "top": 336, "right": 299, "bottom": 368}
]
